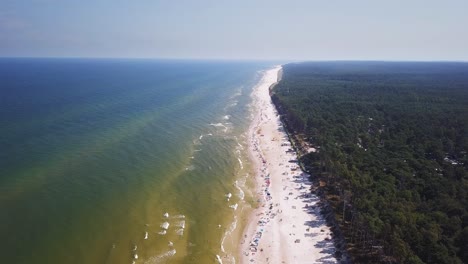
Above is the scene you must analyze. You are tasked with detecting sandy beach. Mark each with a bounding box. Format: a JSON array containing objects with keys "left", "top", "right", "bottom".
[{"left": 240, "top": 67, "right": 337, "bottom": 264}]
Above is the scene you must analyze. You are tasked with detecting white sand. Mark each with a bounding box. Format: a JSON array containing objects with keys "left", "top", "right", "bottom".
[{"left": 240, "top": 67, "right": 337, "bottom": 264}]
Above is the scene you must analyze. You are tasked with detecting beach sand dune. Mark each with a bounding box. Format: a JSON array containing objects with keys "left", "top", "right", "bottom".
[{"left": 241, "top": 67, "right": 337, "bottom": 264}]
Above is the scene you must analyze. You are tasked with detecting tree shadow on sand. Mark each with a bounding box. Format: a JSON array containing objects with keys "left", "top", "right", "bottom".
[{"left": 290, "top": 170, "right": 341, "bottom": 263}]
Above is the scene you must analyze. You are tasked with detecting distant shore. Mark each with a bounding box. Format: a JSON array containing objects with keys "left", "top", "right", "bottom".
[{"left": 239, "top": 67, "right": 337, "bottom": 263}]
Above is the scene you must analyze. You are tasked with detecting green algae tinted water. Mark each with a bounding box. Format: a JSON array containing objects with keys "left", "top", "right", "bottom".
[{"left": 0, "top": 58, "right": 273, "bottom": 264}]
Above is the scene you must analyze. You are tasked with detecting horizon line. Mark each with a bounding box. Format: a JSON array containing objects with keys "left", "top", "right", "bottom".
[{"left": 1, "top": 56, "right": 468, "bottom": 63}]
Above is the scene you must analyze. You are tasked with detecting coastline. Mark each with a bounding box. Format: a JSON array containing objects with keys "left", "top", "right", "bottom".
[{"left": 239, "top": 66, "right": 338, "bottom": 263}]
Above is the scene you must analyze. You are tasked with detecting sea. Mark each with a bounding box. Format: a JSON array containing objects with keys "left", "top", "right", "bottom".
[{"left": 0, "top": 58, "right": 276, "bottom": 264}]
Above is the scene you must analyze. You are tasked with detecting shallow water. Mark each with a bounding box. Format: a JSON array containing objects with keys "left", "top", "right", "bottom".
[{"left": 0, "top": 58, "right": 274, "bottom": 264}]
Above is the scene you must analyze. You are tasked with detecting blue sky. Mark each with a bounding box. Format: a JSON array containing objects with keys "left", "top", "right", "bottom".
[{"left": 1, "top": 0, "right": 467, "bottom": 60}]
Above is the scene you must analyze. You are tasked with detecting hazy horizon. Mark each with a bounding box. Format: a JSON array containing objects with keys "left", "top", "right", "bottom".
[
  {"left": 2, "top": 57, "right": 468, "bottom": 63},
  {"left": 1, "top": 0, "right": 468, "bottom": 61}
]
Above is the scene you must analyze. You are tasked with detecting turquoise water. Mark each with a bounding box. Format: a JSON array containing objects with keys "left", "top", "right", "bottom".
[{"left": 0, "top": 59, "right": 274, "bottom": 263}]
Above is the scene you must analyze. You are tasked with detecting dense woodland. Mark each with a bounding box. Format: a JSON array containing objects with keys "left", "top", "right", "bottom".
[{"left": 271, "top": 62, "right": 468, "bottom": 264}]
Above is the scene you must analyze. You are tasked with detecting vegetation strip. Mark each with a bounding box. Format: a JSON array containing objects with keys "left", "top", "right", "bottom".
[{"left": 271, "top": 62, "right": 468, "bottom": 264}]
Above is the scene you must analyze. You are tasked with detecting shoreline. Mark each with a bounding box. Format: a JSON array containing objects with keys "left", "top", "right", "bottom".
[{"left": 239, "top": 66, "right": 338, "bottom": 263}]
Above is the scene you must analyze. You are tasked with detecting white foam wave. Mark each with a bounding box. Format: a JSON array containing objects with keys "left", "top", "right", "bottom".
[
  {"left": 210, "top": 123, "right": 225, "bottom": 127},
  {"left": 173, "top": 214, "right": 185, "bottom": 219},
  {"left": 234, "top": 180, "right": 245, "bottom": 200},
  {"left": 210, "top": 122, "right": 229, "bottom": 133},
  {"left": 237, "top": 157, "right": 244, "bottom": 169},
  {"left": 236, "top": 141, "right": 244, "bottom": 150},
  {"left": 216, "top": 254, "right": 223, "bottom": 264},
  {"left": 176, "top": 220, "right": 185, "bottom": 229},
  {"left": 160, "top": 222, "right": 170, "bottom": 230},
  {"left": 220, "top": 214, "right": 239, "bottom": 264},
  {"left": 176, "top": 228, "right": 184, "bottom": 236},
  {"left": 144, "top": 249, "right": 176, "bottom": 264},
  {"left": 199, "top": 133, "right": 213, "bottom": 140},
  {"left": 229, "top": 216, "right": 238, "bottom": 234}
]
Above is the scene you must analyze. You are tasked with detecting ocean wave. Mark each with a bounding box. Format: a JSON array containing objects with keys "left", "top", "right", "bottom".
[
  {"left": 199, "top": 133, "right": 213, "bottom": 141},
  {"left": 172, "top": 214, "right": 186, "bottom": 219},
  {"left": 236, "top": 142, "right": 244, "bottom": 150},
  {"left": 220, "top": 214, "right": 239, "bottom": 264},
  {"left": 176, "top": 228, "right": 184, "bottom": 236},
  {"left": 160, "top": 222, "right": 170, "bottom": 230},
  {"left": 209, "top": 122, "right": 230, "bottom": 133},
  {"left": 144, "top": 249, "right": 176, "bottom": 264},
  {"left": 237, "top": 158, "right": 244, "bottom": 169},
  {"left": 210, "top": 123, "right": 225, "bottom": 127},
  {"left": 176, "top": 220, "right": 185, "bottom": 229},
  {"left": 216, "top": 254, "right": 223, "bottom": 264},
  {"left": 234, "top": 180, "right": 245, "bottom": 200}
]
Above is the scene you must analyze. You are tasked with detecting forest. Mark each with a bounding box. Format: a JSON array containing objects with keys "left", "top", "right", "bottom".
[{"left": 271, "top": 62, "right": 468, "bottom": 263}]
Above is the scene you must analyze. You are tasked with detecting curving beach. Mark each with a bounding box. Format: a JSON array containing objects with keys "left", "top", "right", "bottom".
[{"left": 240, "top": 67, "right": 337, "bottom": 264}]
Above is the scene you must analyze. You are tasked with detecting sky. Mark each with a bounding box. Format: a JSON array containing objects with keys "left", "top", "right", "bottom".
[{"left": 1, "top": 0, "right": 467, "bottom": 61}]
